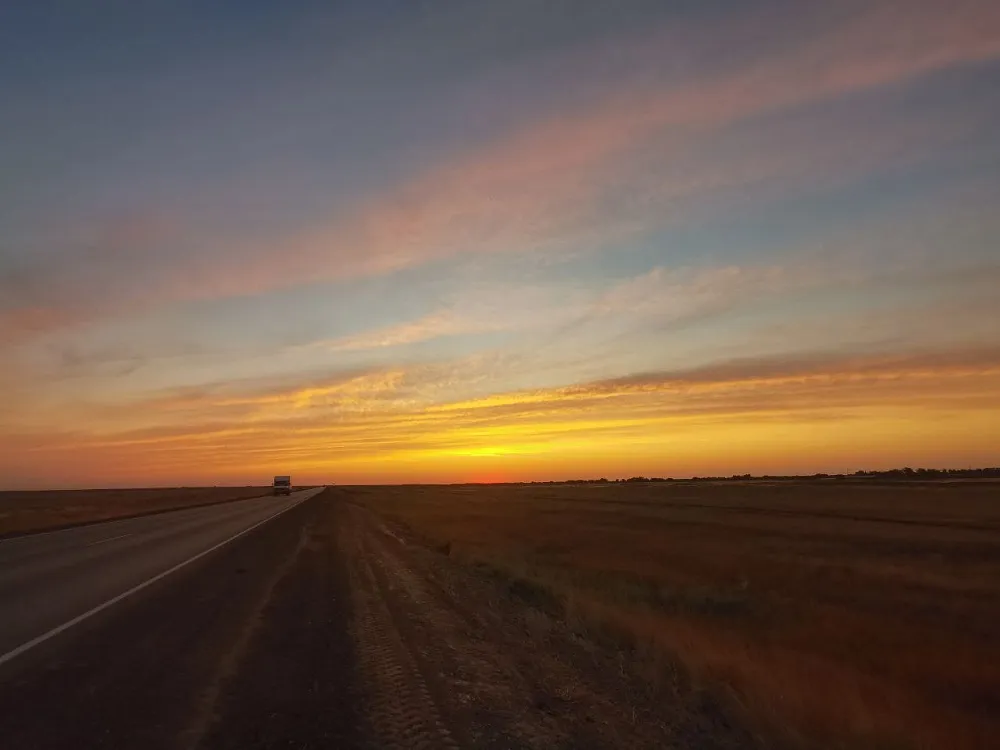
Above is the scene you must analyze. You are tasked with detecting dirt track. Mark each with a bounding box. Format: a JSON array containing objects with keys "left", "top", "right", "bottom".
[{"left": 0, "top": 488, "right": 754, "bottom": 749}]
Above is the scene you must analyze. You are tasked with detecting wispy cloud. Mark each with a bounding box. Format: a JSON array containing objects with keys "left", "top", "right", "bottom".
[
  {"left": 6, "top": 338, "right": 999, "bottom": 486},
  {"left": 311, "top": 310, "right": 501, "bottom": 352},
  {"left": 3, "top": 1, "right": 997, "bottom": 343},
  {"left": 596, "top": 265, "right": 801, "bottom": 318}
]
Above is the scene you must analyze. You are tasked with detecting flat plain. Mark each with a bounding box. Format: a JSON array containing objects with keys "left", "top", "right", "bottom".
[
  {"left": 5, "top": 480, "right": 998, "bottom": 749},
  {"left": 352, "top": 479, "right": 1000, "bottom": 750},
  {"left": 0, "top": 486, "right": 271, "bottom": 536}
]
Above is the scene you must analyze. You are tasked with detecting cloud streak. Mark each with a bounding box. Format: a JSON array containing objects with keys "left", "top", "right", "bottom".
[
  {"left": 3, "top": 0, "right": 998, "bottom": 342},
  {"left": 6, "top": 339, "right": 999, "bottom": 486}
]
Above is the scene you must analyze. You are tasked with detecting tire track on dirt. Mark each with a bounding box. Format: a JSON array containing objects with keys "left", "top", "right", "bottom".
[
  {"left": 359, "top": 516, "right": 547, "bottom": 748},
  {"left": 340, "top": 514, "right": 459, "bottom": 750}
]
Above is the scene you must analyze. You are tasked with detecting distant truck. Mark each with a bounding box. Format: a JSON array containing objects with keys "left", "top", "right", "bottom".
[{"left": 272, "top": 475, "right": 292, "bottom": 496}]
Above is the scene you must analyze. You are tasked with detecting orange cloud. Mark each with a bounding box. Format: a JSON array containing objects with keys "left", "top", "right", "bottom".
[{"left": 5, "top": 341, "right": 999, "bottom": 488}]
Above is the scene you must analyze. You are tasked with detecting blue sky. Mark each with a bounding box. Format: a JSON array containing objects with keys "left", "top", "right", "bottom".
[{"left": 2, "top": 0, "right": 999, "bottom": 487}]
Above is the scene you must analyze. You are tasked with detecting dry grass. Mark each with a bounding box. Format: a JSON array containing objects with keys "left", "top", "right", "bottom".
[
  {"left": 0, "top": 486, "right": 272, "bottom": 536},
  {"left": 349, "top": 480, "right": 1000, "bottom": 750}
]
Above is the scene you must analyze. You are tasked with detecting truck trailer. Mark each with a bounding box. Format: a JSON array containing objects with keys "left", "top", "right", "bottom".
[{"left": 273, "top": 475, "right": 291, "bottom": 495}]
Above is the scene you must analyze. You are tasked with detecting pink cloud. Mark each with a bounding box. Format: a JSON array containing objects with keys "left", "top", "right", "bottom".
[
  {"left": 195, "top": 0, "right": 1000, "bottom": 285},
  {"left": 2, "top": 0, "right": 997, "bottom": 343}
]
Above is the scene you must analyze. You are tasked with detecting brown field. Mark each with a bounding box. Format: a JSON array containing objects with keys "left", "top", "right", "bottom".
[
  {"left": 351, "top": 480, "right": 1000, "bottom": 750},
  {"left": 0, "top": 486, "right": 272, "bottom": 536}
]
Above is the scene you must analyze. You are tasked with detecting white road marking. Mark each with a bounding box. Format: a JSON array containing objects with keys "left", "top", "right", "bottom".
[
  {"left": 86, "top": 533, "right": 132, "bottom": 547},
  {"left": 0, "top": 490, "right": 320, "bottom": 668}
]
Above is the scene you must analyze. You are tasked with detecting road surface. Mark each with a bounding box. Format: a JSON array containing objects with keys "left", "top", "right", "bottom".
[
  {"left": 0, "top": 488, "right": 322, "bottom": 663},
  {"left": 0, "top": 488, "right": 341, "bottom": 750}
]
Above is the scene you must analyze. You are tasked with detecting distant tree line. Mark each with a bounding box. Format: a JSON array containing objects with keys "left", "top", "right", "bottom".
[
  {"left": 533, "top": 467, "right": 1000, "bottom": 485},
  {"left": 848, "top": 467, "right": 1000, "bottom": 479},
  {"left": 540, "top": 476, "right": 674, "bottom": 485}
]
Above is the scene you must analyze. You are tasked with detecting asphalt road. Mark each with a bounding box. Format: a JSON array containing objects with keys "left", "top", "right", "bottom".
[
  {"left": 0, "top": 487, "right": 323, "bottom": 664},
  {"left": 0, "top": 487, "right": 344, "bottom": 750}
]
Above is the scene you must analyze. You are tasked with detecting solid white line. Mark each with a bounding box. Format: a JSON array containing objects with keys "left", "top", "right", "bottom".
[
  {"left": 0, "top": 491, "right": 318, "bottom": 668},
  {"left": 85, "top": 533, "right": 132, "bottom": 547}
]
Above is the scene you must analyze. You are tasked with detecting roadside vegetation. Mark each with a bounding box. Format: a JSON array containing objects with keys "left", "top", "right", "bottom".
[
  {"left": 352, "top": 480, "right": 1000, "bottom": 750},
  {"left": 0, "top": 486, "right": 272, "bottom": 536}
]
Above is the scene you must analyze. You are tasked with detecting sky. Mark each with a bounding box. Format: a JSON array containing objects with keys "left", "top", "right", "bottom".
[{"left": 2, "top": 0, "right": 999, "bottom": 488}]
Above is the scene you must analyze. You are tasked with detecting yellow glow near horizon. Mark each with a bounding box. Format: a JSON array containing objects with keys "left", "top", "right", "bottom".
[{"left": 15, "top": 364, "right": 993, "bottom": 489}]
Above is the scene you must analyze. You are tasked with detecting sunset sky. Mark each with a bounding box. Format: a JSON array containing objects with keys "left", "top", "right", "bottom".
[{"left": 2, "top": 0, "right": 999, "bottom": 488}]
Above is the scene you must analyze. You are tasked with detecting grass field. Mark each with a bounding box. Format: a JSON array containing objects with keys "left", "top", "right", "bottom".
[
  {"left": 351, "top": 480, "right": 1000, "bottom": 750},
  {"left": 0, "top": 486, "right": 272, "bottom": 536}
]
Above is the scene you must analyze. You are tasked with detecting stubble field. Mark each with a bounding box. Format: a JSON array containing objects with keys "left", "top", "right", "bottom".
[
  {"left": 0, "top": 486, "right": 272, "bottom": 536},
  {"left": 352, "top": 479, "right": 1000, "bottom": 750}
]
